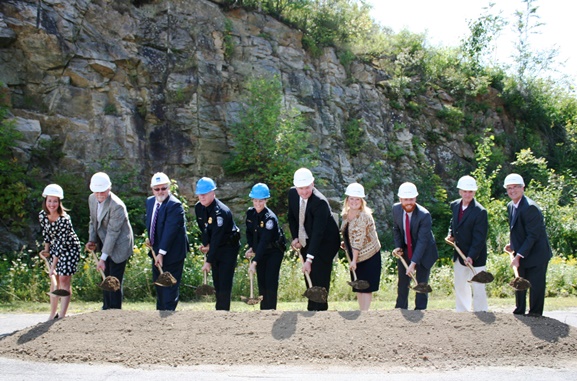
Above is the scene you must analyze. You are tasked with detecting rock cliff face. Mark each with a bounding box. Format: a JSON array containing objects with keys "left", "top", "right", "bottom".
[{"left": 1, "top": 0, "right": 510, "bottom": 245}]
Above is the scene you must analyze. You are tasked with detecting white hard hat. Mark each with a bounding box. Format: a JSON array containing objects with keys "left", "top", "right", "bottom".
[
  {"left": 457, "top": 175, "right": 478, "bottom": 191},
  {"left": 345, "top": 182, "right": 366, "bottom": 198},
  {"left": 293, "top": 168, "right": 314, "bottom": 187},
  {"left": 503, "top": 173, "right": 525, "bottom": 188},
  {"left": 42, "top": 184, "right": 64, "bottom": 199},
  {"left": 150, "top": 172, "right": 170, "bottom": 187},
  {"left": 90, "top": 172, "right": 112, "bottom": 192},
  {"left": 397, "top": 182, "right": 418, "bottom": 198}
]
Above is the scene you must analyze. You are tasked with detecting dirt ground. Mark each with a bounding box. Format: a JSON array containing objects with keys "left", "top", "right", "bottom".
[{"left": 1, "top": 309, "right": 576, "bottom": 371}]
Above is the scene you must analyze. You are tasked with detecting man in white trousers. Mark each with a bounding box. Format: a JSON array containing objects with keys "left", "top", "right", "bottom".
[{"left": 446, "top": 175, "right": 489, "bottom": 312}]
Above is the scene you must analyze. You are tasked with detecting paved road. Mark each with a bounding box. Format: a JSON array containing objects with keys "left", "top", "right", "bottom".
[{"left": 1, "top": 311, "right": 576, "bottom": 380}]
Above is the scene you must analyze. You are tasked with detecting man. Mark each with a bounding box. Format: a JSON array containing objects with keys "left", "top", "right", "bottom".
[
  {"left": 446, "top": 175, "right": 489, "bottom": 312},
  {"left": 392, "top": 182, "right": 438, "bottom": 310},
  {"left": 504, "top": 173, "right": 552, "bottom": 317},
  {"left": 287, "top": 168, "right": 340, "bottom": 311},
  {"left": 194, "top": 177, "right": 240, "bottom": 311},
  {"left": 86, "top": 172, "right": 134, "bottom": 310},
  {"left": 146, "top": 172, "right": 189, "bottom": 311}
]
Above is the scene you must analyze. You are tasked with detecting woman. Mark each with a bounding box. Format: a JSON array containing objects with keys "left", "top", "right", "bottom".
[
  {"left": 340, "top": 182, "right": 382, "bottom": 311},
  {"left": 244, "top": 183, "right": 285, "bottom": 310},
  {"left": 38, "top": 184, "right": 81, "bottom": 320}
]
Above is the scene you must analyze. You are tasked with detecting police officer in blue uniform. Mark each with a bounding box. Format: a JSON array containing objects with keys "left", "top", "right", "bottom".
[
  {"left": 245, "top": 183, "right": 285, "bottom": 310},
  {"left": 194, "top": 177, "right": 241, "bottom": 311}
]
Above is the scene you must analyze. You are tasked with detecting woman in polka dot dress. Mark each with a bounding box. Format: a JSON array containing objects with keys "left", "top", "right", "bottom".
[{"left": 39, "top": 184, "right": 81, "bottom": 320}]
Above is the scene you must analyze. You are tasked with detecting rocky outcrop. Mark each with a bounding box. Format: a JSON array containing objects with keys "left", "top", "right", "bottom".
[{"left": 1, "top": 0, "right": 510, "bottom": 249}]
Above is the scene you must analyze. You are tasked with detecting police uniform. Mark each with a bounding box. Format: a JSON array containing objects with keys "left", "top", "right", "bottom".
[
  {"left": 245, "top": 206, "right": 285, "bottom": 310},
  {"left": 195, "top": 198, "right": 240, "bottom": 310}
]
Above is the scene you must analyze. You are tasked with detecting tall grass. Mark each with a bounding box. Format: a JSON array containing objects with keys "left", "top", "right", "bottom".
[{"left": 2, "top": 246, "right": 576, "bottom": 305}]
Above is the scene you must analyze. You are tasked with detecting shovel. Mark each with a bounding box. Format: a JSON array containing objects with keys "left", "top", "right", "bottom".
[
  {"left": 393, "top": 248, "right": 432, "bottom": 293},
  {"left": 240, "top": 270, "right": 263, "bottom": 305},
  {"left": 342, "top": 248, "right": 370, "bottom": 290},
  {"left": 506, "top": 249, "right": 531, "bottom": 291},
  {"left": 145, "top": 239, "right": 177, "bottom": 287},
  {"left": 195, "top": 253, "right": 216, "bottom": 296},
  {"left": 39, "top": 251, "right": 70, "bottom": 297},
  {"left": 297, "top": 250, "right": 328, "bottom": 303},
  {"left": 88, "top": 249, "right": 121, "bottom": 292},
  {"left": 444, "top": 238, "right": 494, "bottom": 283}
]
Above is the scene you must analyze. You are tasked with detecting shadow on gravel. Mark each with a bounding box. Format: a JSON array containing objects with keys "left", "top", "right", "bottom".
[
  {"left": 16, "top": 320, "right": 58, "bottom": 345},
  {"left": 515, "top": 314, "right": 570, "bottom": 342}
]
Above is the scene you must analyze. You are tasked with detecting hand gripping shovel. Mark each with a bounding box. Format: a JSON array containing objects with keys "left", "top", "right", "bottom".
[
  {"left": 88, "top": 249, "right": 120, "bottom": 292},
  {"left": 195, "top": 253, "right": 215, "bottom": 296},
  {"left": 145, "top": 239, "right": 177, "bottom": 287},
  {"left": 393, "top": 248, "right": 432, "bottom": 293},
  {"left": 39, "top": 252, "right": 70, "bottom": 297},
  {"left": 505, "top": 249, "right": 531, "bottom": 291},
  {"left": 444, "top": 238, "right": 494, "bottom": 283},
  {"left": 240, "top": 270, "right": 263, "bottom": 305},
  {"left": 297, "top": 250, "right": 328, "bottom": 303},
  {"left": 342, "top": 248, "right": 369, "bottom": 290}
]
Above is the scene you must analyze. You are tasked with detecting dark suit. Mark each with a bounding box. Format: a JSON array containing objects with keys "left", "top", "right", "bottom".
[
  {"left": 448, "top": 199, "right": 488, "bottom": 266},
  {"left": 392, "top": 203, "right": 438, "bottom": 310},
  {"left": 88, "top": 192, "right": 134, "bottom": 309},
  {"left": 194, "top": 198, "right": 240, "bottom": 311},
  {"left": 288, "top": 187, "right": 340, "bottom": 311},
  {"left": 146, "top": 194, "right": 189, "bottom": 311},
  {"left": 508, "top": 195, "right": 552, "bottom": 316}
]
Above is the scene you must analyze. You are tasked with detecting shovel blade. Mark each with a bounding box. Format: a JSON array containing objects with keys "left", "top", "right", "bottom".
[
  {"left": 470, "top": 271, "right": 494, "bottom": 284},
  {"left": 195, "top": 284, "right": 216, "bottom": 296},
  {"left": 48, "top": 289, "right": 71, "bottom": 297},
  {"left": 347, "top": 280, "right": 370, "bottom": 290},
  {"left": 155, "top": 272, "right": 177, "bottom": 287},
  {"left": 99, "top": 276, "right": 120, "bottom": 292},
  {"left": 303, "top": 286, "right": 328, "bottom": 304},
  {"left": 411, "top": 283, "right": 432, "bottom": 294},
  {"left": 509, "top": 277, "right": 531, "bottom": 291}
]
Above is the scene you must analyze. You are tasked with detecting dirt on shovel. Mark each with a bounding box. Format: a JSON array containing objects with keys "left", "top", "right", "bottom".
[{"left": 88, "top": 249, "right": 121, "bottom": 292}]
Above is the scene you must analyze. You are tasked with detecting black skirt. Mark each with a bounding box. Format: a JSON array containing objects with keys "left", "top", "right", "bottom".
[{"left": 351, "top": 251, "right": 381, "bottom": 293}]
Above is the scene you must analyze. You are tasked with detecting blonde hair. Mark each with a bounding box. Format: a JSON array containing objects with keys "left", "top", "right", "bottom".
[{"left": 341, "top": 196, "right": 372, "bottom": 217}]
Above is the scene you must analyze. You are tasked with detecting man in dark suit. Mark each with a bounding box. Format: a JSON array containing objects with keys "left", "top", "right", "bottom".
[
  {"left": 504, "top": 173, "right": 552, "bottom": 317},
  {"left": 288, "top": 168, "right": 340, "bottom": 311},
  {"left": 86, "top": 172, "right": 134, "bottom": 310},
  {"left": 446, "top": 175, "right": 489, "bottom": 312},
  {"left": 195, "top": 177, "right": 240, "bottom": 311},
  {"left": 392, "top": 182, "right": 438, "bottom": 310},
  {"left": 146, "top": 172, "right": 189, "bottom": 311}
]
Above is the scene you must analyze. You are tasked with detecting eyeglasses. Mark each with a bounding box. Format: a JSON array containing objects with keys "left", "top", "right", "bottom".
[{"left": 153, "top": 186, "right": 168, "bottom": 192}]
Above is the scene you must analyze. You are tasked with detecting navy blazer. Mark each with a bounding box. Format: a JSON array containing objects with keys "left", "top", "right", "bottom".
[
  {"left": 146, "top": 194, "right": 189, "bottom": 266},
  {"left": 448, "top": 198, "right": 488, "bottom": 266},
  {"left": 392, "top": 203, "right": 438, "bottom": 269},
  {"left": 508, "top": 195, "right": 552, "bottom": 268},
  {"left": 287, "top": 187, "right": 340, "bottom": 264}
]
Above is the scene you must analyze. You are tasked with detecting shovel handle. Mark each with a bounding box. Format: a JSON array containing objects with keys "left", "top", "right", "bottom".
[
  {"left": 296, "top": 249, "right": 314, "bottom": 288},
  {"left": 249, "top": 271, "right": 255, "bottom": 299},
  {"left": 444, "top": 238, "right": 477, "bottom": 274},
  {"left": 506, "top": 249, "right": 521, "bottom": 278},
  {"left": 396, "top": 251, "right": 419, "bottom": 285},
  {"left": 40, "top": 252, "right": 58, "bottom": 289},
  {"left": 342, "top": 246, "right": 359, "bottom": 281},
  {"left": 88, "top": 249, "right": 107, "bottom": 281},
  {"left": 145, "top": 239, "right": 164, "bottom": 274}
]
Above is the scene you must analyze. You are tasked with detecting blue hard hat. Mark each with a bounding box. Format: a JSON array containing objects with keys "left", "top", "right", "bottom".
[
  {"left": 249, "top": 183, "right": 270, "bottom": 199},
  {"left": 195, "top": 177, "right": 217, "bottom": 195}
]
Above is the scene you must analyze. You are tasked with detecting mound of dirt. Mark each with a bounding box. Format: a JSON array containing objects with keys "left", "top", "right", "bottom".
[{"left": 1, "top": 310, "right": 576, "bottom": 370}]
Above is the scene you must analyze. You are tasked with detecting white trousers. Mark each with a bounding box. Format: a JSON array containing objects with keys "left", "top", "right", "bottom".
[{"left": 454, "top": 260, "right": 489, "bottom": 312}]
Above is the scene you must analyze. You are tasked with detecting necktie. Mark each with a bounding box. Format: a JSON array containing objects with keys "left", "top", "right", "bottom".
[
  {"left": 510, "top": 207, "right": 516, "bottom": 228},
  {"left": 405, "top": 213, "right": 413, "bottom": 260},
  {"left": 298, "top": 198, "right": 308, "bottom": 248},
  {"left": 150, "top": 202, "right": 160, "bottom": 245}
]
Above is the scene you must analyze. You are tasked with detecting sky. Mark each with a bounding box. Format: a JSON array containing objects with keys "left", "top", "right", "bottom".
[{"left": 366, "top": 0, "right": 577, "bottom": 86}]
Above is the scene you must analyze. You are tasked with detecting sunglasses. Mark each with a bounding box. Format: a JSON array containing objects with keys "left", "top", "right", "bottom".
[{"left": 153, "top": 186, "right": 168, "bottom": 192}]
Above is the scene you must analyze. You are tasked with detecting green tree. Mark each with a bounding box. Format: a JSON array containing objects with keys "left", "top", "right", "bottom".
[{"left": 225, "top": 76, "right": 315, "bottom": 214}]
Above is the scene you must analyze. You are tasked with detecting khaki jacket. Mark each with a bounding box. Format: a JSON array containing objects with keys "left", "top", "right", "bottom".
[{"left": 341, "top": 211, "right": 381, "bottom": 262}]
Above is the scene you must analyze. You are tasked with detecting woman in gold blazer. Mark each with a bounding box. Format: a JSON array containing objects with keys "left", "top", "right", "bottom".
[{"left": 340, "top": 183, "right": 382, "bottom": 311}]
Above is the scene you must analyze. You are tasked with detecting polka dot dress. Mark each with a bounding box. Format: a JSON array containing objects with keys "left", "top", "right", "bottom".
[{"left": 39, "top": 210, "right": 81, "bottom": 276}]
